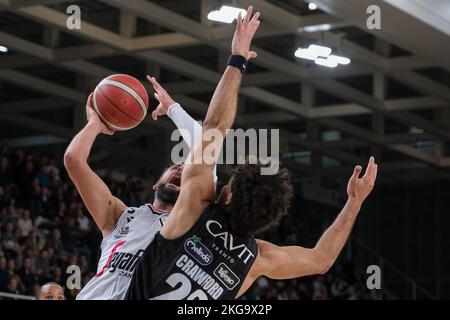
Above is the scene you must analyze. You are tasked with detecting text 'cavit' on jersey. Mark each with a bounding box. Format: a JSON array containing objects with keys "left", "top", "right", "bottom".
[
  {"left": 125, "top": 203, "right": 258, "bottom": 300},
  {"left": 76, "top": 204, "right": 168, "bottom": 300}
]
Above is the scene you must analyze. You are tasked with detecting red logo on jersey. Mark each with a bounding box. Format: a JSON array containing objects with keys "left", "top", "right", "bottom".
[{"left": 96, "top": 241, "right": 126, "bottom": 277}]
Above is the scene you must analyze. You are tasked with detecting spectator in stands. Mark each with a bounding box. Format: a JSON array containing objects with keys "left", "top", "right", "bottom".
[
  {"left": 47, "top": 248, "right": 59, "bottom": 267},
  {"left": 16, "top": 257, "right": 37, "bottom": 294},
  {"left": 76, "top": 207, "right": 89, "bottom": 232},
  {"left": 312, "top": 277, "right": 329, "bottom": 300},
  {"left": 50, "top": 266, "right": 64, "bottom": 287},
  {"left": 48, "top": 228, "right": 64, "bottom": 254},
  {"left": 1, "top": 223, "right": 18, "bottom": 258},
  {"left": 17, "top": 210, "right": 33, "bottom": 237},
  {"left": 35, "top": 249, "right": 51, "bottom": 279},
  {"left": 0, "top": 186, "right": 8, "bottom": 209},
  {"left": 0, "top": 156, "right": 13, "bottom": 186},
  {"left": 4, "top": 276, "right": 22, "bottom": 296},
  {"left": 0, "top": 255, "right": 9, "bottom": 290}
]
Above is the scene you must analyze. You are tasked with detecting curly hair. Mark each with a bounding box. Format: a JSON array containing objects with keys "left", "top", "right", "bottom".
[{"left": 226, "top": 161, "right": 293, "bottom": 236}]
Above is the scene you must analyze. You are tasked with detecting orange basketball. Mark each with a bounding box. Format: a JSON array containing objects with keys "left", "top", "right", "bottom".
[{"left": 92, "top": 74, "right": 149, "bottom": 131}]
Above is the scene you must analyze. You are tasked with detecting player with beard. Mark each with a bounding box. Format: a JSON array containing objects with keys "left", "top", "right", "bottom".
[{"left": 64, "top": 76, "right": 214, "bottom": 300}]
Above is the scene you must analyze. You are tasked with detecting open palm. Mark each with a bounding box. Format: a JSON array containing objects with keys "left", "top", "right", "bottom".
[
  {"left": 147, "top": 75, "right": 176, "bottom": 121},
  {"left": 347, "top": 156, "right": 378, "bottom": 203},
  {"left": 231, "top": 6, "right": 261, "bottom": 60}
]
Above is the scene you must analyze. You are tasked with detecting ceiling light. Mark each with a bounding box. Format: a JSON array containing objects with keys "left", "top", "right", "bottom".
[
  {"left": 207, "top": 5, "right": 246, "bottom": 24},
  {"left": 315, "top": 57, "right": 338, "bottom": 68},
  {"left": 307, "top": 44, "right": 332, "bottom": 57},
  {"left": 0, "top": 46, "right": 8, "bottom": 53},
  {"left": 294, "top": 48, "right": 318, "bottom": 60},
  {"left": 295, "top": 45, "right": 351, "bottom": 67},
  {"left": 299, "top": 23, "right": 332, "bottom": 33},
  {"left": 327, "top": 54, "right": 351, "bottom": 65},
  {"left": 308, "top": 2, "right": 318, "bottom": 10}
]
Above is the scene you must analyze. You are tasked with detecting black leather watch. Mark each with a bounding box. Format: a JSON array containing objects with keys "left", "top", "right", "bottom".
[{"left": 227, "top": 55, "right": 248, "bottom": 74}]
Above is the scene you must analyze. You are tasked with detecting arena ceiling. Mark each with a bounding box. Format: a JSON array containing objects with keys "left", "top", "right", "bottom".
[{"left": 0, "top": 0, "right": 449, "bottom": 185}]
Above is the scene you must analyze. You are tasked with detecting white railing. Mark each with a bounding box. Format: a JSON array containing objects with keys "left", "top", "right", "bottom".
[{"left": 0, "top": 292, "right": 35, "bottom": 300}]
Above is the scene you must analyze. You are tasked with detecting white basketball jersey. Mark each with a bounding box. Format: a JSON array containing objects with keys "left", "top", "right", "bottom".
[{"left": 76, "top": 204, "right": 168, "bottom": 300}]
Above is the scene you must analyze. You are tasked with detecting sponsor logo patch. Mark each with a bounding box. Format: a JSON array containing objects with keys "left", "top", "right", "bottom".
[
  {"left": 213, "top": 263, "right": 240, "bottom": 290},
  {"left": 184, "top": 235, "right": 213, "bottom": 266},
  {"left": 114, "top": 226, "right": 129, "bottom": 239}
]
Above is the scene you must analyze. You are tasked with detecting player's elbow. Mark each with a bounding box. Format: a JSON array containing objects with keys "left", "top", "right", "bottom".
[
  {"left": 203, "top": 116, "right": 227, "bottom": 133},
  {"left": 63, "top": 150, "right": 83, "bottom": 170},
  {"left": 311, "top": 249, "right": 335, "bottom": 275},
  {"left": 316, "top": 257, "right": 334, "bottom": 275}
]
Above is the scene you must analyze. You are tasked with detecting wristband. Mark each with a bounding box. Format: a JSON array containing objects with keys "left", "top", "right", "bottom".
[
  {"left": 227, "top": 55, "right": 248, "bottom": 74},
  {"left": 167, "top": 102, "right": 181, "bottom": 118}
]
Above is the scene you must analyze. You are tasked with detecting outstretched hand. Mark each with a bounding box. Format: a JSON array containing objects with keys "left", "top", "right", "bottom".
[
  {"left": 347, "top": 156, "right": 378, "bottom": 204},
  {"left": 85, "top": 93, "right": 115, "bottom": 135},
  {"left": 147, "top": 75, "right": 177, "bottom": 121},
  {"left": 231, "top": 6, "right": 261, "bottom": 60}
]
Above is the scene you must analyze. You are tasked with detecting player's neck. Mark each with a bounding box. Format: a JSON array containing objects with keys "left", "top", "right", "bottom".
[{"left": 152, "top": 199, "right": 173, "bottom": 212}]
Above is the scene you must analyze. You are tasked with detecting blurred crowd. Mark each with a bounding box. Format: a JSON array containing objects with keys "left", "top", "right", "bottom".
[
  {"left": 0, "top": 144, "right": 146, "bottom": 299},
  {"left": 0, "top": 144, "right": 383, "bottom": 300}
]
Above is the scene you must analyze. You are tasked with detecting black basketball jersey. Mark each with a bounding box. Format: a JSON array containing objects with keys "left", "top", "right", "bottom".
[{"left": 125, "top": 203, "right": 258, "bottom": 300}]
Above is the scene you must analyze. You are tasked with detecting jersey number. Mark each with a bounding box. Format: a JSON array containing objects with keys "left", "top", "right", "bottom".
[{"left": 150, "top": 273, "right": 208, "bottom": 300}]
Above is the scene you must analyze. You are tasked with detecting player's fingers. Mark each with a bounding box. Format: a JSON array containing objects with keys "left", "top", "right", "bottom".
[
  {"left": 151, "top": 110, "right": 158, "bottom": 121},
  {"left": 146, "top": 75, "right": 155, "bottom": 85},
  {"left": 236, "top": 11, "right": 242, "bottom": 28},
  {"left": 87, "top": 93, "right": 93, "bottom": 107},
  {"left": 154, "top": 82, "right": 168, "bottom": 99},
  {"left": 251, "top": 15, "right": 261, "bottom": 32},
  {"left": 87, "top": 93, "right": 96, "bottom": 112},
  {"left": 152, "top": 77, "right": 165, "bottom": 92},
  {"left": 244, "top": 6, "right": 253, "bottom": 24},
  {"left": 364, "top": 156, "right": 375, "bottom": 179},
  {"left": 371, "top": 164, "right": 378, "bottom": 184},
  {"left": 351, "top": 165, "right": 362, "bottom": 182},
  {"left": 147, "top": 75, "right": 161, "bottom": 90},
  {"left": 154, "top": 92, "right": 160, "bottom": 101},
  {"left": 251, "top": 11, "right": 261, "bottom": 24},
  {"left": 106, "top": 128, "right": 115, "bottom": 135},
  {"left": 247, "top": 51, "right": 257, "bottom": 60},
  {"left": 157, "top": 87, "right": 167, "bottom": 97}
]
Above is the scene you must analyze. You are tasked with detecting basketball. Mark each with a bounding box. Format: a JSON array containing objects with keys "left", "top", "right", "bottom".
[{"left": 92, "top": 74, "right": 149, "bottom": 131}]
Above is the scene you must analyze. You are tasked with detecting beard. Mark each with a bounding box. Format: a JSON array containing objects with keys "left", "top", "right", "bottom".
[{"left": 155, "top": 183, "right": 180, "bottom": 205}]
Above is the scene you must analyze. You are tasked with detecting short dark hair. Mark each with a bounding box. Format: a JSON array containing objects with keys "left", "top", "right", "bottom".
[{"left": 226, "top": 161, "right": 293, "bottom": 235}]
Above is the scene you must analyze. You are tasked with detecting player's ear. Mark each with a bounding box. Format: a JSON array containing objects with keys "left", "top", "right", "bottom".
[{"left": 152, "top": 183, "right": 158, "bottom": 191}]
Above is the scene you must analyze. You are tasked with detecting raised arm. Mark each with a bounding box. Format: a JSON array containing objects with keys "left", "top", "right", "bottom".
[
  {"left": 253, "top": 157, "right": 378, "bottom": 281},
  {"left": 64, "top": 94, "right": 126, "bottom": 237},
  {"left": 202, "top": 8, "right": 259, "bottom": 138},
  {"left": 160, "top": 6, "right": 261, "bottom": 239},
  {"left": 183, "top": 6, "right": 260, "bottom": 182},
  {"left": 146, "top": 76, "right": 217, "bottom": 181}
]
